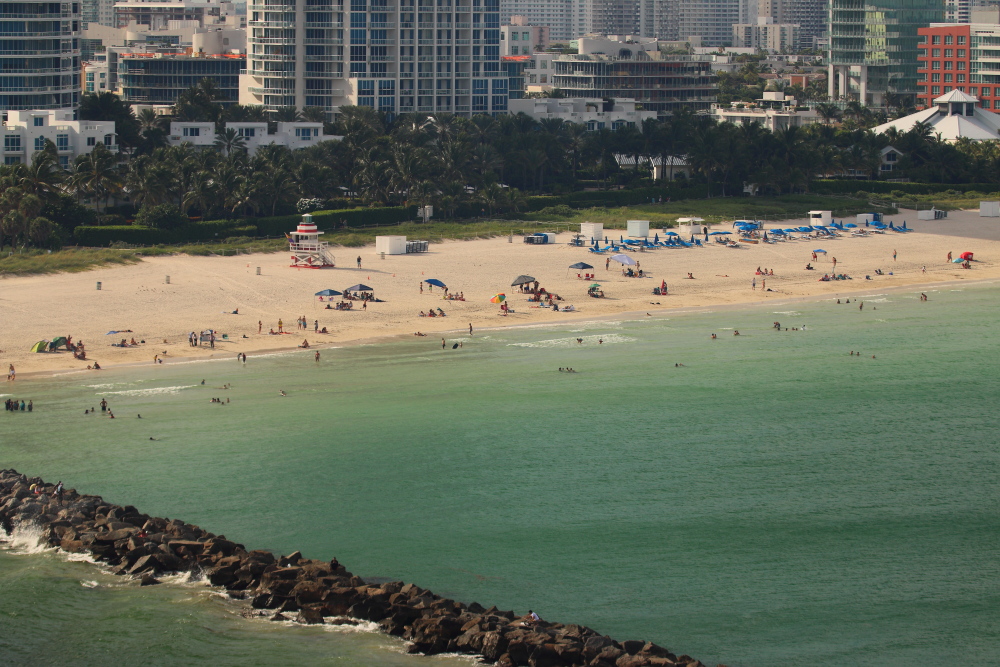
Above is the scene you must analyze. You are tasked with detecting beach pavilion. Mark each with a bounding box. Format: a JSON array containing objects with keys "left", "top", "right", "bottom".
[{"left": 872, "top": 90, "right": 1000, "bottom": 142}]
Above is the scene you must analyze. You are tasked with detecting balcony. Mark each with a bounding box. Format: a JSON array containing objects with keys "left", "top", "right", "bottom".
[
  {"left": 400, "top": 21, "right": 413, "bottom": 27},
  {"left": 454, "top": 55, "right": 469, "bottom": 61},
  {"left": 436, "top": 22, "right": 452, "bottom": 27},
  {"left": 369, "top": 38, "right": 394, "bottom": 44},
  {"left": 251, "top": 20, "right": 297, "bottom": 27},
  {"left": 252, "top": 37, "right": 298, "bottom": 44},
  {"left": 455, "top": 21, "right": 470, "bottom": 28},
  {"left": 248, "top": 86, "right": 297, "bottom": 94},
  {"left": 455, "top": 104, "right": 469, "bottom": 111},
  {"left": 400, "top": 55, "right": 414, "bottom": 60},
  {"left": 253, "top": 53, "right": 298, "bottom": 60},
  {"left": 454, "top": 71, "right": 469, "bottom": 77},
  {"left": 418, "top": 21, "right": 435, "bottom": 27},
  {"left": 369, "top": 21, "right": 394, "bottom": 27},
  {"left": 304, "top": 37, "right": 343, "bottom": 44},
  {"left": 248, "top": 69, "right": 296, "bottom": 77},
  {"left": 304, "top": 21, "right": 343, "bottom": 27},
  {"left": 400, "top": 71, "right": 414, "bottom": 77}
]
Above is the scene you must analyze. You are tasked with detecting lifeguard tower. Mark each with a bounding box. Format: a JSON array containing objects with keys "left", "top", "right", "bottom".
[{"left": 288, "top": 214, "right": 335, "bottom": 268}]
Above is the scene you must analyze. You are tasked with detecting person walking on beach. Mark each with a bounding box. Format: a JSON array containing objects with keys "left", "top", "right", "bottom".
[
  {"left": 7, "top": 364, "right": 14, "bottom": 381},
  {"left": 752, "top": 277, "right": 756, "bottom": 291},
  {"left": 356, "top": 256, "right": 362, "bottom": 268},
  {"left": 605, "top": 257, "right": 610, "bottom": 271},
  {"left": 314, "top": 320, "right": 319, "bottom": 332},
  {"left": 947, "top": 251, "right": 952, "bottom": 262},
  {"left": 278, "top": 319, "right": 284, "bottom": 333},
  {"left": 893, "top": 249, "right": 897, "bottom": 261},
  {"left": 469, "top": 323, "right": 473, "bottom": 336},
  {"left": 420, "top": 282, "right": 423, "bottom": 294},
  {"left": 258, "top": 320, "right": 262, "bottom": 334},
  {"left": 832, "top": 257, "right": 837, "bottom": 271},
  {"left": 921, "top": 265, "right": 926, "bottom": 273}
]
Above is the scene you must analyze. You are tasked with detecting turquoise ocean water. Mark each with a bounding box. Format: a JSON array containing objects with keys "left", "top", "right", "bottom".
[{"left": 2, "top": 283, "right": 999, "bottom": 666}]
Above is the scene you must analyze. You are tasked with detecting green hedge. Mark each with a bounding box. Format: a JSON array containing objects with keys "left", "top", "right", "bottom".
[
  {"left": 810, "top": 180, "right": 992, "bottom": 196},
  {"left": 74, "top": 206, "right": 416, "bottom": 246},
  {"left": 253, "top": 206, "right": 416, "bottom": 236}
]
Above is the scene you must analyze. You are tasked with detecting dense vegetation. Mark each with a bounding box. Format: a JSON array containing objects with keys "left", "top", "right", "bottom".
[{"left": 4, "top": 82, "right": 1000, "bottom": 253}]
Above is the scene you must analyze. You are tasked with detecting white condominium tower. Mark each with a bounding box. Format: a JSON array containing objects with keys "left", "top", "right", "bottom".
[
  {"left": 242, "top": 0, "right": 509, "bottom": 115},
  {"left": 0, "top": 0, "right": 81, "bottom": 112}
]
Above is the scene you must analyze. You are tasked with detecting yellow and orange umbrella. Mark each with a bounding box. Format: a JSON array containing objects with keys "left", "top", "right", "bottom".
[{"left": 490, "top": 293, "right": 506, "bottom": 303}]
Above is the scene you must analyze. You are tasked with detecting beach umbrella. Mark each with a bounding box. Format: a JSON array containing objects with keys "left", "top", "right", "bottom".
[
  {"left": 51, "top": 336, "right": 67, "bottom": 347},
  {"left": 654, "top": 233, "right": 659, "bottom": 243},
  {"left": 344, "top": 284, "right": 373, "bottom": 292},
  {"left": 315, "top": 289, "right": 342, "bottom": 296},
  {"left": 611, "top": 253, "right": 637, "bottom": 266},
  {"left": 590, "top": 283, "right": 602, "bottom": 288},
  {"left": 490, "top": 293, "right": 506, "bottom": 303},
  {"left": 960, "top": 252, "right": 974, "bottom": 260},
  {"left": 30, "top": 340, "right": 49, "bottom": 353},
  {"left": 511, "top": 275, "right": 535, "bottom": 286},
  {"left": 813, "top": 249, "right": 827, "bottom": 253},
  {"left": 665, "top": 231, "right": 679, "bottom": 236},
  {"left": 568, "top": 262, "right": 593, "bottom": 270},
  {"left": 424, "top": 278, "right": 447, "bottom": 288},
  {"left": 845, "top": 223, "right": 857, "bottom": 228},
  {"left": 710, "top": 231, "right": 731, "bottom": 235}
]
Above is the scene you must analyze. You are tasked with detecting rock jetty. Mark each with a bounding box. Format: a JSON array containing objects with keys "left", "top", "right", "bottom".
[{"left": 0, "top": 470, "right": 720, "bottom": 667}]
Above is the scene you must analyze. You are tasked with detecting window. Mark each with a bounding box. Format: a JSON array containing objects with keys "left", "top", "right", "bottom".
[
  {"left": 958, "top": 61, "right": 965, "bottom": 70},
  {"left": 932, "top": 35, "right": 940, "bottom": 44},
  {"left": 984, "top": 99, "right": 991, "bottom": 109},
  {"left": 35, "top": 136, "right": 45, "bottom": 151},
  {"left": 182, "top": 127, "right": 200, "bottom": 137},
  {"left": 238, "top": 127, "right": 256, "bottom": 137},
  {"left": 4, "top": 156, "right": 20, "bottom": 165},
  {"left": 87, "top": 136, "right": 96, "bottom": 146},
  {"left": 510, "top": 31, "right": 517, "bottom": 40},
  {"left": 885, "top": 151, "right": 897, "bottom": 162},
  {"left": 945, "top": 61, "right": 953, "bottom": 70},
  {"left": 932, "top": 49, "right": 940, "bottom": 57},
  {"left": 958, "top": 35, "right": 966, "bottom": 45},
  {"left": 945, "top": 73, "right": 952, "bottom": 82},
  {"left": 932, "top": 73, "right": 940, "bottom": 82},
  {"left": 958, "top": 74, "right": 965, "bottom": 83},
  {"left": 4, "top": 135, "right": 21, "bottom": 151},
  {"left": 104, "top": 134, "right": 113, "bottom": 146},
  {"left": 957, "top": 49, "right": 965, "bottom": 58},
  {"left": 33, "top": 117, "right": 44, "bottom": 126},
  {"left": 944, "top": 49, "right": 952, "bottom": 57},
  {"left": 56, "top": 134, "right": 69, "bottom": 151},
  {"left": 932, "top": 61, "right": 940, "bottom": 70},
  {"left": 932, "top": 86, "right": 941, "bottom": 94},
  {"left": 945, "top": 34, "right": 953, "bottom": 44}
]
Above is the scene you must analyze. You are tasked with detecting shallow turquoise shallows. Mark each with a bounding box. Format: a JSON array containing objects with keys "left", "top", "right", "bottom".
[{"left": 2, "top": 283, "right": 1000, "bottom": 666}]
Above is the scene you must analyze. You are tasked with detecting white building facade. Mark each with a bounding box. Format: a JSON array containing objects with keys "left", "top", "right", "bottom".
[
  {"left": 242, "top": 0, "right": 508, "bottom": 116},
  {"left": 168, "top": 120, "right": 342, "bottom": 152},
  {"left": 2, "top": 109, "right": 117, "bottom": 167},
  {"left": 712, "top": 92, "right": 821, "bottom": 131},
  {"left": 509, "top": 97, "right": 655, "bottom": 128}
]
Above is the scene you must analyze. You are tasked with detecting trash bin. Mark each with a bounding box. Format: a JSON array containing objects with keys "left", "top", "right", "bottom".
[
  {"left": 256, "top": 267, "right": 261, "bottom": 275},
  {"left": 165, "top": 275, "right": 170, "bottom": 284},
  {"left": 96, "top": 281, "right": 102, "bottom": 290}
]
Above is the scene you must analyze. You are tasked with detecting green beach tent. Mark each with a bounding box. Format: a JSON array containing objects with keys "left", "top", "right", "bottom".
[
  {"left": 30, "top": 340, "right": 49, "bottom": 353},
  {"left": 51, "top": 336, "right": 67, "bottom": 348}
]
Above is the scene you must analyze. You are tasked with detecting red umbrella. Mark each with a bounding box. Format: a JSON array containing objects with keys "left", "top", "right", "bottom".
[{"left": 960, "top": 252, "right": 974, "bottom": 260}]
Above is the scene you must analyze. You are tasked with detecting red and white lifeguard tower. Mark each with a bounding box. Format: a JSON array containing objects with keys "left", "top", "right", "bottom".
[{"left": 288, "top": 214, "right": 335, "bottom": 268}]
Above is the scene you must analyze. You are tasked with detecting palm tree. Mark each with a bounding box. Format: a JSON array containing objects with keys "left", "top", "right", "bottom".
[
  {"left": 272, "top": 106, "right": 302, "bottom": 123},
  {"left": 182, "top": 171, "right": 217, "bottom": 216},
  {"left": 815, "top": 103, "right": 842, "bottom": 125},
  {"left": 214, "top": 127, "right": 247, "bottom": 156},
  {"left": 69, "top": 144, "right": 123, "bottom": 212},
  {"left": 301, "top": 106, "right": 328, "bottom": 123}
]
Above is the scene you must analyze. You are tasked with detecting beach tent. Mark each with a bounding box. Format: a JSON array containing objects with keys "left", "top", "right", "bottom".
[
  {"left": 610, "top": 253, "right": 637, "bottom": 266},
  {"left": 511, "top": 275, "right": 535, "bottom": 286},
  {"left": 51, "top": 336, "right": 67, "bottom": 347},
  {"left": 813, "top": 249, "right": 827, "bottom": 254},
  {"left": 344, "top": 284, "right": 373, "bottom": 292},
  {"left": 315, "top": 289, "right": 342, "bottom": 296},
  {"left": 568, "top": 262, "right": 593, "bottom": 270},
  {"left": 30, "top": 340, "right": 49, "bottom": 353},
  {"left": 424, "top": 278, "right": 447, "bottom": 288}
]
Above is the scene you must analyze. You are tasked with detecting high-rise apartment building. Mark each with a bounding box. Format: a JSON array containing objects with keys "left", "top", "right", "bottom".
[
  {"left": 733, "top": 17, "right": 800, "bottom": 52},
  {"left": 82, "top": 0, "right": 115, "bottom": 27},
  {"left": 242, "top": 0, "right": 508, "bottom": 116},
  {"left": 499, "top": 0, "right": 574, "bottom": 41},
  {"left": 829, "top": 0, "right": 945, "bottom": 107},
  {"left": 756, "top": 0, "right": 825, "bottom": 49},
  {"left": 944, "top": 0, "right": 971, "bottom": 23},
  {"left": 917, "top": 22, "right": 1000, "bottom": 111},
  {"left": 0, "top": 0, "right": 82, "bottom": 112}
]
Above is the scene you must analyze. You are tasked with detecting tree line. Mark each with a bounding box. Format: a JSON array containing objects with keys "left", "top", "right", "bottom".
[{"left": 3, "top": 83, "right": 999, "bottom": 250}]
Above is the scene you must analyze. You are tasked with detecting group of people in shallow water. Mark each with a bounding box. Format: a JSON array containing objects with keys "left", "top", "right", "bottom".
[
  {"left": 85, "top": 398, "right": 113, "bottom": 418},
  {"left": 5, "top": 398, "right": 31, "bottom": 412}
]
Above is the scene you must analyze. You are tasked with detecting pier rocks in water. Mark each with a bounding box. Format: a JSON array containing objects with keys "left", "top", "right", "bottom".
[{"left": 0, "top": 470, "right": 717, "bottom": 667}]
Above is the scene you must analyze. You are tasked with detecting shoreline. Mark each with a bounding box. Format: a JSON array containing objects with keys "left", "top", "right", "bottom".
[
  {"left": 3, "top": 211, "right": 998, "bottom": 379},
  {"left": 12, "top": 274, "right": 998, "bottom": 381},
  {"left": 0, "top": 469, "right": 709, "bottom": 667}
]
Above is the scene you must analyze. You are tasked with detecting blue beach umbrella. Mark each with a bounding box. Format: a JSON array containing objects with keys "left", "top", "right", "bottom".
[
  {"left": 654, "top": 233, "right": 659, "bottom": 243},
  {"left": 813, "top": 249, "right": 827, "bottom": 253},
  {"left": 710, "top": 231, "right": 731, "bottom": 235},
  {"left": 424, "top": 278, "right": 447, "bottom": 288}
]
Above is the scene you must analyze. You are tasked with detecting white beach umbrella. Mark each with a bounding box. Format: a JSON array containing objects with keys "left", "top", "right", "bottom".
[{"left": 611, "top": 254, "right": 637, "bottom": 266}]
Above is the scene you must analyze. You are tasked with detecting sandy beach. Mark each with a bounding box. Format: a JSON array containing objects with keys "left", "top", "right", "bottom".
[{"left": 2, "top": 209, "right": 998, "bottom": 376}]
